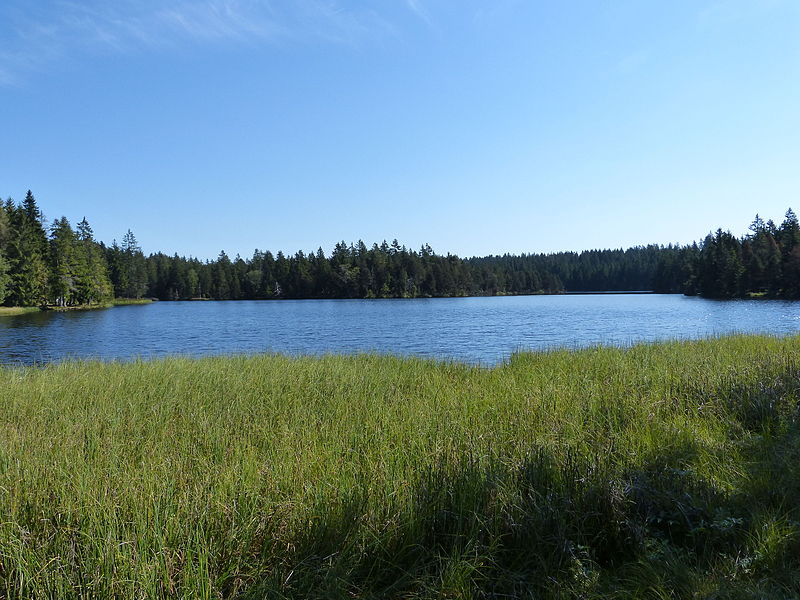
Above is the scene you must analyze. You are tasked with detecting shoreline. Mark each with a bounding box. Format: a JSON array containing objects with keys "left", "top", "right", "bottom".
[
  {"left": 3, "top": 292, "right": 795, "bottom": 318},
  {"left": 0, "top": 298, "right": 154, "bottom": 318}
]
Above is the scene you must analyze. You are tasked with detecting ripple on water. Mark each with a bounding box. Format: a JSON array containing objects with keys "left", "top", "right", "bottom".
[{"left": 2, "top": 295, "right": 800, "bottom": 366}]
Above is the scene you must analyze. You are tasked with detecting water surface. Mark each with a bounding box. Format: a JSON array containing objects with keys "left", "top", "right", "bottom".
[{"left": 2, "top": 295, "right": 800, "bottom": 366}]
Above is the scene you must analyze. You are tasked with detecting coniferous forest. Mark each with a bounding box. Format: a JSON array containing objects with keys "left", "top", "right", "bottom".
[{"left": 1, "top": 190, "right": 800, "bottom": 307}]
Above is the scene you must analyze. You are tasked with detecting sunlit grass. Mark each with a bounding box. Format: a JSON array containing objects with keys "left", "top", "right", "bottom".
[
  {"left": 2, "top": 335, "right": 800, "bottom": 598},
  {"left": 111, "top": 298, "right": 154, "bottom": 306},
  {"left": 0, "top": 300, "right": 151, "bottom": 318},
  {"left": 0, "top": 306, "right": 41, "bottom": 317}
]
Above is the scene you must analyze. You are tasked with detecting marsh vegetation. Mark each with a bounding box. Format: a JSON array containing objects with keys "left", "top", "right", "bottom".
[{"left": 2, "top": 335, "right": 800, "bottom": 597}]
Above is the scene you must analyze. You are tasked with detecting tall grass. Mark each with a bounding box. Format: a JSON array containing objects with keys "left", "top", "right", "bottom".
[{"left": 2, "top": 335, "right": 800, "bottom": 598}]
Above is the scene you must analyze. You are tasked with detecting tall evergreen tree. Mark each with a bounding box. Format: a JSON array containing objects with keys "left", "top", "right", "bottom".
[
  {"left": 5, "top": 193, "right": 50, "bottom": 306},
  {"left": 22, "top": 191, "right": 49, "bottom": 254},
  {"left": 119, "top": 229, "right": 148, "bottom": 298},
  {"left": 75, "top": 217, "right": 113, "bottom": 304},
  {"left": 0, "top": 201, "right": 9, "bottom": 248},
  {"left": 0, "top": 203, "right": 10, "bottom": 304},
  {"left": 49, "top": 216, "right": 79, "bottom": 306},
  {"left": 697, "top": 230, "right": 744, "bottom": 299},
  {"left": 0, "top": 252, "right": 9, "bottom": 305}
]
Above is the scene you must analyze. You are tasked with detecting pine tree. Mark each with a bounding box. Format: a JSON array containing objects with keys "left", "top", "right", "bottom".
[
  {"left": 22, "top": 191, "right": 49, "bottom": 253},
  {"left": 213, "top": 251, "right": 232, "bottom": 299},
  {"left": 0, "top": 204, "right": 10, "bottom": 304},
  {"left": 49, "top": 216, "right": 79, "bottom": 306},
  {"left": 75, "top": 217, "right": 113, "bottom": 304},
  {"left": 0, "top": 252, "right": 9, "bottom": 305},
  {"left": 186, "top": 268, "right": 200, "bottom": 298},
  {"left": 697, "top": 230, "right": 745, "bottom": 298},
  {"left": 0, "top": 202, "right": 9, "bottom": 249},
  {"left": 120, "top": 229, "right": 148, "bottom": 298},
  {"left": 6, "top": 193, "right": 50, "bottom": 306},
  {"left": 780, "top": 209, "right": 800, "bottom": 248}
]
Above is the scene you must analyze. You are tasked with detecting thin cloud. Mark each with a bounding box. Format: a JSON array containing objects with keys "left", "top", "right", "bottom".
[
  {"left": 156, "top": 0, "right": 285, "bottom": 42},
  {"left": 289, "top": 0, "right": 396, "bottom": 47},
  {"left": 0, "top": 0, "right": 398, "bottom": 85},
  {"left": 405, "top": 0, "right": 432, "bottom": 26}
]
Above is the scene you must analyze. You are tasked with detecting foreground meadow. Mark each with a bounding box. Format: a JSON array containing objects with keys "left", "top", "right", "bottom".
[{"left": 2, "top": 336, "right": 800, "bottom": 598}]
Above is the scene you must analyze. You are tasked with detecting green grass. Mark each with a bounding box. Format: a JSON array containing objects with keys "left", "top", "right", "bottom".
[
  {"left": 0, "top": 300, "right": 151, "bottom": 317},
  {"left": 112, "top": 298, "right": 154, "bottom": 306},
  {"left": 2, "top": 335, "right": 800, "bottom": 598},
  {"left": 0, "top": 306, "right": 41, "bottom": 317}
]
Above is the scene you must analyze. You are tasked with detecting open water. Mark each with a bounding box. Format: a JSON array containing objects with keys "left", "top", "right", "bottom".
[{"left": 2, "top": 294, "right": 800, "bottom": 366}]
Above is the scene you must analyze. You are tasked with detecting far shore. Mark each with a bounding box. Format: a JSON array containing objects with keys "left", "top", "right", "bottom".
[
  {"left": 0, "top": 298, "right": 154, "bottom": 317},
  {"left": 2, "top": 291, "right": 789, "bottom": 318}
]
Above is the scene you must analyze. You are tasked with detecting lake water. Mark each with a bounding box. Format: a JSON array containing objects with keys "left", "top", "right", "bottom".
[{"left": 2, "top": 294, "right": 800, "bottom": 366}]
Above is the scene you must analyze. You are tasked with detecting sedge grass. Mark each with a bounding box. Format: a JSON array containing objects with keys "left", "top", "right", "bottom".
[{"left": 1, "top": 335, "right": 800, "bottom": 598}]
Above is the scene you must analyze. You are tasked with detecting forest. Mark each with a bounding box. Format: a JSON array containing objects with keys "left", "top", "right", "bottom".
[{"left": 1, "top": 190, "right": 799, "bottom": 306}]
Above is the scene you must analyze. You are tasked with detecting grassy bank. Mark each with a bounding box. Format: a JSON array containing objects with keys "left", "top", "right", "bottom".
[
  {"left": 111, "top": 297, "right": 154, "bottom": 306},
  {"left": 0, "top": 306, "right": 41, "bottom": 317},
  {"left": 0, "top": 299, "right": 152, "bottom": 318},
  {"left": 58, "top": 298, "right": 153, "bottom": 310},
  {"left": 2, "top": 336, "right": 800, "bottom": 598}
]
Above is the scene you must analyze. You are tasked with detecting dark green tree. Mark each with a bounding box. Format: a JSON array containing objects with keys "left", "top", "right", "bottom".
[
  {"left": 5, "top": 192, "right": 50, "bottom": 306},
  {"left": 697, "top": 230, "right": 744, "bottom": 299},
  {"left": 49, "top": 216, "right": 79, "bottom": 306},
  {"left": 119, "top": 229, "right": 148, "bottom": 298},
  {"left": 0, "top": 203, "right": 10, "bottom": 304},
  {"left": 75, "top": 217, "right": 113, "bottom": 304}
]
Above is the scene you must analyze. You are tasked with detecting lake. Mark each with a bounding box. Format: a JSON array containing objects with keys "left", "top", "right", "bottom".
[{"left": 2, "top": 294, "right": 800, "bottom": 366}]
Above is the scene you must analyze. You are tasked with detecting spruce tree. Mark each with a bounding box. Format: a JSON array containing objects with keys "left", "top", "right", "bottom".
[
  {"left": 0, "top": 205, "right": 10, "bottom": 304},
  {"left": 186, "top": 268, "right": 199, "bottom": 298},
  {"left": 75, "top": 217, "right": 113, "bottom": 304},
  {"left": 6, "top": 193, "right": 50, "bottom": 306},
  {"left": 0, "top": 202, "right": 9, "bottom": 249},
  {"left": 213, "top": 251, "right": 231, "bottom": 299},
  {"left": 49, "top": 216, "right": 79, "bottom": 306},
  {"left": 0, "top": 252, "right": 9, "bottom": 305},
  {"left": 120, "top": 229, "right": 148, "bottom": 298}
]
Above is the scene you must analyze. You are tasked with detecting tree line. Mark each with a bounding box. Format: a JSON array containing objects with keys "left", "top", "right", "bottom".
[
  {"left": 0, "top": 192, "right": 113, "bottom": 307},
  {"left": 1, "top": 190, "right": 798, "bottom": 306},
  {"left": 653, "top": 210, "right": 800, "bottom": 299}
]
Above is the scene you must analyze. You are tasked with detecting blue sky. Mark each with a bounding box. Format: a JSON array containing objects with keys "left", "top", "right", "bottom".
[{"left": 1, "top": 1, "right": 799, "bottom": 259}]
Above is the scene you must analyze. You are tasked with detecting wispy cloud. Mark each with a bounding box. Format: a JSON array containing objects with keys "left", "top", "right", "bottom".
[
  {"left": 0, "top": 0, "right": 398, "bottom": 85},
  {"left": 405, "top": 0, "right": 432, "bottom": 26},
  {"left": 156, "top": 0, "right": 285, "bottom": 42}
]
